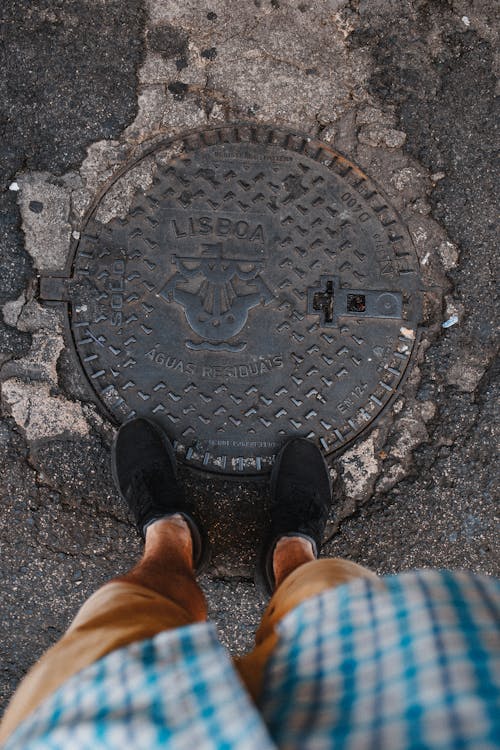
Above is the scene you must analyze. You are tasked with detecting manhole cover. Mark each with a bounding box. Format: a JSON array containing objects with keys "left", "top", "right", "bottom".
[{"left": 41, "top": 125, "right": 422, "bottom": 475}]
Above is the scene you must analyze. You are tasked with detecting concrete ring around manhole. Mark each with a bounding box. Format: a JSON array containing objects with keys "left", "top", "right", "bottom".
[{"left": 40, "top": 125, "right": 423, "bottom": 476}]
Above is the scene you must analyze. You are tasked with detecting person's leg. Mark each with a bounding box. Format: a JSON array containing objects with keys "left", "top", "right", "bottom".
[
  {"left": 114, "top": 514, "right": 206, "bottom": 620},
  {"left": 235, "top": 438, "right": 379, "bottom": 700},
  {"left": 0, "top": 420, "right": 209, "bottom": 743},
  {"left": 236, "top": 547, "right": 378, "bottom": 700},
  {"left": 272, "top": 535, "right": 316, "bottom": 585},
  {"left": 0, "top": 515, "right": 208, "bottom": 743}
]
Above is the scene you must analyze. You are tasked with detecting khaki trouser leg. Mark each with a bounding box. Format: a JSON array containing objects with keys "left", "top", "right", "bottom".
[
  {"left": 1, "top": 558, "right": 378, "bottom": 742},
  {"left": 0, "top": 581, "right": 202, "bottom": 743}
]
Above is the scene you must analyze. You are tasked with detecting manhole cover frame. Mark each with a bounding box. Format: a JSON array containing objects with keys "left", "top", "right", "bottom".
[{"left": 40, "top": 123, "right": 423, "bottom": 476}]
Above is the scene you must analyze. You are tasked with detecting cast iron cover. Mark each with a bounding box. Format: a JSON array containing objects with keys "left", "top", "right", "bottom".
[{"left": 40, "top": 126, "right": 422, "bottom": 474}]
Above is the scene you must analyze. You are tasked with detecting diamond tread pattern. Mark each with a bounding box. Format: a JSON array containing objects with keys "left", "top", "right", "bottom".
[{"left": 50, "top": 126, "right": 422, "bottom": 474}]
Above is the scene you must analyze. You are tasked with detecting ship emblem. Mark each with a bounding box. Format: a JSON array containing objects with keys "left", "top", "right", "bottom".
[{"left": 157, "top": 243, "right": 274, "bottom": 352}]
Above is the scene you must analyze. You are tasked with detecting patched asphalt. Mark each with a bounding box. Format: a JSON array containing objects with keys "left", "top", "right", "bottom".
[{"left": 1, "top": 0, "right": 498, "bottom": 714}]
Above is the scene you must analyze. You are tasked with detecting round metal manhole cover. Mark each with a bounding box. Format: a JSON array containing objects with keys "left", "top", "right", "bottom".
[{"left": 41, "top": 126, "right": 422, "bottom": 475}]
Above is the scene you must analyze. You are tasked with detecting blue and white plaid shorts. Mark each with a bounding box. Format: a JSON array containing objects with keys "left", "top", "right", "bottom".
[{"left": 3, "top": 570, "right": 499, "bottom": 749}]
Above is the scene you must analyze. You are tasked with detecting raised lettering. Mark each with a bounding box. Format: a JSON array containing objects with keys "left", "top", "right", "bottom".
[
  {"left": 109, "top": 279, "right": 124, "bottom": 292},
  {"left": 171, "top": 219, "right": 186, "bottom": 237},
  {"left": 111, "top": 294, "right": 122, "bottom": 309},
  {"left": 198, "top": 216, "right": 212, "bottom": 234},
  {"left": 216, "top": 218, "right": 231, "bottom": 236},
  {"left": 235, "top": 220, "right": 249, "bottom": 238},
  {"left": 249, "top": 224, "right": 264, "bottom": 243}
]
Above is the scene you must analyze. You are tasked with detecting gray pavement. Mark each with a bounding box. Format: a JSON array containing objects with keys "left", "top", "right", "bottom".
[{"left": 0, "top": 0, "right": 498, "bottom": 715}]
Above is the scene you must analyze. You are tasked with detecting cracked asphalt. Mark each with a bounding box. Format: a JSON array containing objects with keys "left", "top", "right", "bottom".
[{"left": 0, "top": 0, "right": 498, "bottom": 715}]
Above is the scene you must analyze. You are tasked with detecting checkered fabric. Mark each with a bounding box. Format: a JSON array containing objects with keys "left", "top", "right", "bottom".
[
  {"left": 3, "top": 570, "right": 499, "bottom": 749},
  {"left": 261, "top": 570, "right": 500, "bottom": 749}
]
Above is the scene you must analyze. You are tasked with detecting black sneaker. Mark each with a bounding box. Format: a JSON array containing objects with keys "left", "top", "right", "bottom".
[
  {"left": 258, "top": 438, "right": 332, "bottom": 594},
  {"left": 111, "top": 417, "right": 209, "bottom": 573}
]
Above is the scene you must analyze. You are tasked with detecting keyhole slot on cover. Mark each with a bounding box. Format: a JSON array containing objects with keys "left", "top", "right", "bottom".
[
  {"left": 313, "top": 280, "right": 334, "bottom": 323},
  {"left": 347, "top": 294, "right": 366, "bottom": 313}
]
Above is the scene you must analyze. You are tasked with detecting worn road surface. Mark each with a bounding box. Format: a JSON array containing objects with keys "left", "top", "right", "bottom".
[{"left": 0, "top": 0, "right": 498, "bottom": 714}]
